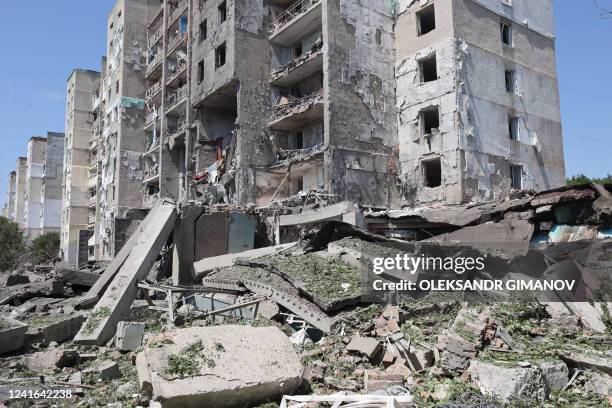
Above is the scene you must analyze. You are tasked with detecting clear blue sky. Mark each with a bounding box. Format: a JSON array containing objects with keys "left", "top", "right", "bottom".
[{"left": 0, "top": 1, "right": 611, "bottom": 209}]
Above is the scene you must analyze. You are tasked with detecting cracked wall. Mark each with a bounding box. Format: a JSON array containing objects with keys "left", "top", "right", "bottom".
[
  {"left": 324, "top": 0, "right": 400, "bottom": 209},
  {"left": 396, "top": 0, "right": 565, "bottom": 206}
]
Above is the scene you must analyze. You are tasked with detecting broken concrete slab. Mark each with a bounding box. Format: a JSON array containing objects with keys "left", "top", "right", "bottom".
[
  {"left": 75, "top": 202, "right": 177, "bottom": 345},
  {"left": 194, "top": 242, "right": 297, "bottom": 279},
  {"left": 538, "top": 360, "right": 569, "bottom": 392},
  {"left": 467, "top": 360, "right": 547, "bottom": 402},
  {"left": 346, "top": 335, "right": 382, "bottom": 361},
  {"left": 24, "top": 313, "right": 86, "bottom": 346},
  {"left": 98, "top": 360, "right": 122, "bottom": 380},
  {"left": 0, "top": 279, "right": 64, "bottom": 305},
  {"left": 86, "top": 202, "right": 162, "bottom": 300},
  {"left": 584, "top": 370, "right": 612, "bottom": 396},
  {"left": 115, "top": 321, "right": 145, "bottom": 351},
  {"left": 57, "top": 268, "right": 100, "bottom": 287},
  {"left": 0, "top": 318, "right": 27, "bottom": 355},
  {"left": 364, "top": 369, "right": 404, "bottom": 394},
  {"left": 137, "top": 325, "right": 303, "bottom": 408},
  {"left": 22, "top": 348, "right": 79, "bottom": 372},
  {"left": 438, "top": 331, "right": 478, "bottom": 373},
  {"left": 558, "top": 351, "right": 612, "bottom": 376}
]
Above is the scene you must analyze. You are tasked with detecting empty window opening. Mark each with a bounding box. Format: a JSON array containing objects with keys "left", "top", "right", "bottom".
[
  {"left": 510, "top": 164, "right": 522, "bottom": 189},
  {"left": 297, "top": 175, "right": 304, "bottom": 192},
  {"left": 505, "top": 69, "right": 515, "bottom": 93},
  {"left": 419, "top": 54, "right": 437, "bottom": 83},
  {"left": 420, "top": 106, "right": 440, "bottom": 135},
  {"left": 215, "top": 43, "right": 226, "bottom": 68},
  {"left": 508, "top": 115, "right": 519, "bottom": 140},
  {"left": 293, "top": 44, "right": 303, "bottom": 58},
  {"left": 295, "top": 131, "right": 304, "bottom": 149},
  {"left": 218, "top": 1, "right": 227, "bottom": 22},
  {"left": 115, "top": 80, "right": 120, "bottom": 94},
  {"left": 199, "top": 20, "right": 207, "bottom": 42},
  {"left": 501, "top": 21, "right": 512, "bottom": 46},
  {"left": 198, "top": 60, "right": 204, "bottom": 83},
  {"left": 423, "top": 159, "right": 442, "bottom": 188},
  {"left": 417, "top": 6, "right": 436, "bottom": 36}
]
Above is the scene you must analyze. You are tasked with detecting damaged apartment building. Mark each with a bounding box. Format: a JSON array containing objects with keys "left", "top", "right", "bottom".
[
  {"left": 1, "top": 0, "right": 565, "bottom": 263},
  {"left": 144, "top": 0, "right": 565, "bottom": 211}
]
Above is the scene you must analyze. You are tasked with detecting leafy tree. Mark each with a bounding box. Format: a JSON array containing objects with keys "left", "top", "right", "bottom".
[
  {"left": 30, "top": 232, "right": 61, "bottom": 265},
  {"left": 566, "top": 174, "right": 612, "bottom": 186},
  {"left": 0, "top": 216, "right": 26, "bottom": 272}
]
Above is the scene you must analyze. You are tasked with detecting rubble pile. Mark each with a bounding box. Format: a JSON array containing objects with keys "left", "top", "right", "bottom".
[{"left": 0, "top": 184, "right": 610, "bottom": 407}]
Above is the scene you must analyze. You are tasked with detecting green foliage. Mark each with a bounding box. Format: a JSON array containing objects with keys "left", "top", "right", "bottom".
[
  {"left": 566, "top": 174, "right": 612, "bottom": 186},
  {"left": 31, "top": 231, "right": 60, "bottom": 264},
  {"left": 0, "top": 216, "right": 25, "bottom": 272}
]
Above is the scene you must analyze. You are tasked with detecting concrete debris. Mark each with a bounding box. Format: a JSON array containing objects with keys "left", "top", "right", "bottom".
[
  {"left": 0, "top": 318, "right": 28, "bottom": 355},
  {"left": 136, "top": 326, "right": 303, "bottom": 408},
  {"left": 115, "top": 321, "right": 145, "bottom": 351},
  {"left": 467, "top": 360, "right": 547, "bottom": 402},
  {"left": 346, "top": 335, "right": 383, "bottom": 361},
  {"left": 22, "top": 348, "right": 79, "bottom": 372}
]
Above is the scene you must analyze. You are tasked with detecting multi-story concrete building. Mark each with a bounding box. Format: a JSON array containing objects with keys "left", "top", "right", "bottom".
[
  {"left": 96, "top": 0, "right": 157, "bottom": 260},
  {"left": 61, "top": 69, "right": 101, "bottom": 266},
  {"left": 142, "top": 0, "right": 192, "bottom": 207},
  {"left": 3, "top": 171, "right": 17, "bottom": 221},
  {"left": 14, "top": 157, "right": 28, "bottom": 228},
  {"left": 396, "top": 0, "right": 565, "bottom": 205},
  {"left": 41, "top": 132, "right": 65, "bottom": 235},
  {"left": 23, "top": 137, "right": 47, "bottom": 238}
]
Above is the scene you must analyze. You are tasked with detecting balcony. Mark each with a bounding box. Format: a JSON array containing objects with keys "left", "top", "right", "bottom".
[
  {"left": 270, "top": 89, "right": 324, "bottom": 131},
  {"left": 166, "top": 84, "right": 188, "bottom": 114},
  {"left": 146, "top": 53, "right": 164, "bottom": 79},
  {"left": 148, "top": 25, "right": 164, "bottom": 48},
  {"left": 167, "top": 32, "right": 187, "bottom": 56},
  {"left": 271, "top": 46, "right": 323, "bottom": 87},
  {"left": 88, "top": 195, "right": 97, "bottom": 208},
  {"left": 145, "top": 108, "right": 161, "bottom": 130},
  {"left": 168, "top": 0, "right": 188, "bottom": 26},
  {"left": 148, "top": 3, "right": 165, "bottom": 28},
  {"left": 271, "top": 0, "right": 322, "bottom": 46},
  {"left": 146, "top": 80, "right": 163, "bottom": 104},
  {"left": 166, "top": 61, "right": 187, "bottom": 87}
]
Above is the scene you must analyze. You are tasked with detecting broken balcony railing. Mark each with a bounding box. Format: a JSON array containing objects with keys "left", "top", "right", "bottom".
[
  {"left": 145, "top": 109, "right": 158, "bottom": 126},
  {"left": 271, "top": 43, "right": 323, "bottom": 82},
  {"left": 272, "top": 0, "right": 321, "bottom": 33},
  {"left": 276, "top": 143, "right": 323, "bottom": 163},
  {"left": 146, "top": 54, "right": 163, "bottom": 76},
  {"left": 168, "top": 0, "right": 188, "bottom": 24},
  {"left": 166, "top": 61, "right": 187, "bottom": 84},
  {"left": 166, "top": 84, "right": 188, "bottom": 109},
  {"left": 145, "top": 80, "right": 162, "bottom": 101},
  {"left": 167, "top": 32, "right": 186, "bottom": 53},
  {"left": 271, "top": 89, "right": 323, "bottom": 122},
  {"left": 148, "top": 26, "right": 163, "bottom": 48}
]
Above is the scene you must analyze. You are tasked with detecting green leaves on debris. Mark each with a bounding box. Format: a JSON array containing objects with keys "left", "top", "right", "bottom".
[
  {"left": 82, "top": 307, "right": 111, "bottom": 335},
  {"left": 165, "top": 339, "right": 226, "bottom": 378}
]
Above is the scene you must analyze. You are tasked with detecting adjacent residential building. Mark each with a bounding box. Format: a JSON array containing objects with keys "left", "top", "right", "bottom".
[
  {"left": 96, "top": 0, "right": 157, "bottom": 260},
  {"left": 61, "top": 69, "right": 101, "bottom": 267},
  {"left": 23, "top": 137, "right": 47, "bottom": 238},
  {"left": 41, "top": 132, "right": 65, "bottom": 235},
  {"left": 3, "top": 171, "right": 17, "bottom": 221},
  {"left": 14, "top": 157, "right": 28, "bottom": 228}
]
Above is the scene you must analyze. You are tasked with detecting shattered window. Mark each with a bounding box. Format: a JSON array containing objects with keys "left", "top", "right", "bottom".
[
  {"left": 505, "top": 69, "right": 515, "bottom": 93},
  {"left": 419, "top": 54, "right": 437, "bottom": 83},
  {"left": 501, "top": 21, "right": 512, "bottom": 46},
  {"left": 508, "top": 115, "right": 519, "bottom": 140},
  {"left": 510, "top": 164, "right": 522, "bottom": 189},
  {"left": 423, "top": 158, "right": 442, "bottom": 188},
  {"left": 215, "top": 43, "right": 226, "bottom": 68},
  {"left": 417, "top": 5, "right": 435, "bottom": 36},
  {"left": 420, "top": 106, "right": 440, "bottom": 135},
  {"left": 218, "top": 1, "right": 227, "bottom": 23}
]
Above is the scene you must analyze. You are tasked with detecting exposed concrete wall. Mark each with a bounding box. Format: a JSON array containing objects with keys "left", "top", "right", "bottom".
[
  {"left": 396, "top": 0, "right": 564, "bottom": 206},
  {"left": 24, "top": 138, "right": 47, "bottom": 238},
  {"left": 323, "top": 0, "right": 400, "bottom": 209},
  {"left": 61, "top": 69, "right": 100, "bottom": 267},
  {"left": 42, "top": 132, "right": 65, "bottom": 234}
]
